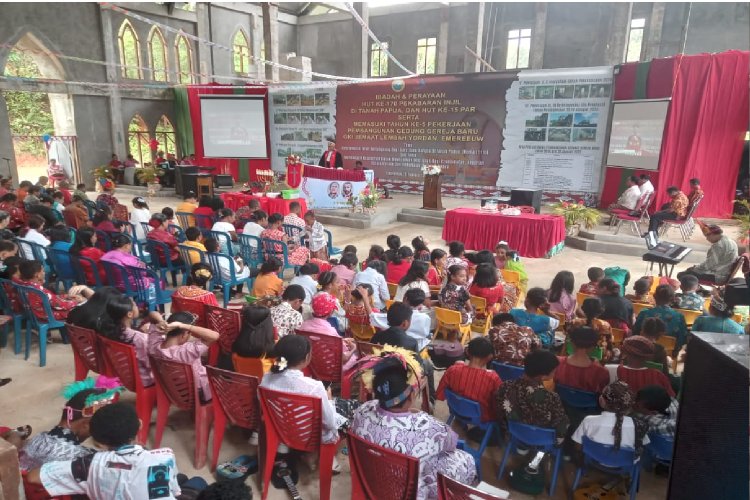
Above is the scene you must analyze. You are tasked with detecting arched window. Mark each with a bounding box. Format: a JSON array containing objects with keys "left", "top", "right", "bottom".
[
  {"left": 155, "top": 116, "right": 177, "bottom": 156},
  {"left": 118, "top": 20, "right": 142, "bottom": 79},
  {"left": 148, "top": 27, "right": 168, "bottom": 82},
  {"left": 128, "top": 114, "right": 150, "bottom": 166},
  {"left": 175, "top": 34, "right": 194, "bottom": 84},
  {"left": 233, "top": 30, "right": 251, "bottom": 75}
]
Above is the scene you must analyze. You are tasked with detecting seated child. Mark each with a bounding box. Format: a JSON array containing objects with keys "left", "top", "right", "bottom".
[
  {"left": 412, "top": 236, "right": 430, "bottom": 262},
  {"left": 625, "top": 278, "right": 655, "bottom": 305},
  {"left": 290, "top": 262, "right": 319, "bottom": 304},
  {"left": 436, "top": 337, "right": 502, "bottom": 422},
  {"left": 183, "top": 226, "right": 207, "bottom": 265},
  {"left": 148, "top": 311, "right": 220, "bottom": 401},
  {"left": 573, "top": 380, "right": 650, "bottom": 453},
  {"left": 270, "top": 284, "right": 304, "bottom": 338},
  {"left": 509, "top": 287, "right": 559, "bottom": 347},
  {"left": 299, "top": 292, "right": 358, "bottom": 371},
  {"left": 304, "top": 210, "right": 328, "bottom": 260},
  {"left": 204, "top": 237, "right": 250, "bottom": 295},
  {"left": 579, "top": 267, "right": 604, "bottom": 295},
  {"left": 640, "top": 317, "right": 671, "bottom": 373},
  {"left": 28, "top": 403, "right": 180, "bottom": 499},
  {"left": 445, "top": 241, "right": 469, "bottom": 269},
  {"left": 73, "top": 183, "right": 89, "bottom": 201},
  {"left": 439, "top": 265, "right": 474, "bottom": 325},
  {"left": 488, "top": 312, "right": 538, "bottom": 366},
  {"left": 371, "top": 289, "right": 432, "bottom": 351},
  {"left": 634, "top": 385, "right": 679, "bottom": 439},
  {"left": 672, "top": 274, "right": 704, "bottom": 311},
  {"left": 15, "top": 261, "right": 94, "bottom": 320},
  {"left": 251, "top": 257, "right": 284, "bottom": 298}
]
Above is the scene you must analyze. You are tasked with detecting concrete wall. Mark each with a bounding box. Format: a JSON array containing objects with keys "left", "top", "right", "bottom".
[{"left": 73, "top": 95, "right": 112, "bottom": 185}]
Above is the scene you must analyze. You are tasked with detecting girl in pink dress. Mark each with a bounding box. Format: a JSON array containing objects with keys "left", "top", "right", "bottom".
[{"left": 260, "top": 213, "right": 309, "bottom": 266}]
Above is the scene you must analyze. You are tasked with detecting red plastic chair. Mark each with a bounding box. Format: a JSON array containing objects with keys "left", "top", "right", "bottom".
[
  {"left": 347, "top": 432, "right": 420, "bottom": 500},
  {"left": 22, "top": 471, "right": 75, "bottom": 500},
  {"left": 206, "top": 366, "right": 261, "bottom": 471},
  {"left": 437, "top": 472, "right": 506, "bottom": 499},
  {"left": 295, "top": 329, "right": 354, "bottom": 398},
  {"left": 149, "top": 355, "right": 213, "bottom": 469},
  {"left": 171, "top": 295, "right": 207, "bottom": 327},
  {"left": 205, "top": 304, "right": 242, "bottom": 366},
  {"left": 258, "top": 387, "right": 339, "bottom": 500},
  {"left": 65, "top": 323, "right": 108, "bottom": 381},
  {"left": 99, "top": 336, "right": 156, "bottom": 445}
]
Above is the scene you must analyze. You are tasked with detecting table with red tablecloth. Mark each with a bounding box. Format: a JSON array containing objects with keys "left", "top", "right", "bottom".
[
  {"left": 442, "top": 208, "right": 566, "bottom": 258},
  {"left": 221, "top": 192, "right": 307, "bottom": 216}
]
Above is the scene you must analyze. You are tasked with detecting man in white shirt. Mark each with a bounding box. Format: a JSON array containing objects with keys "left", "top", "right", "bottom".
[
  {"left": 370, "top": 289, "right": 432, "bottom": 350},
  {"left": 354, "top": 260, "right": 390, "bottom": 310},
  {"left": 241, "top": 210, "right": 267, "bottom": 249},
  {"left": 609, "top": 175, "right": 642, "bottom": 211},
  {"left": 20, "top": 214, "right": 50, "bottom": 247},
  {"left": 28, "top": 402, "right": 181, "bottom": 499}
]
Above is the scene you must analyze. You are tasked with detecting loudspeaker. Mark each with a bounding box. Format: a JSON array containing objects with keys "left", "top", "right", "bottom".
[
  {"left": 214, "top": 174, "right": 234, "bottom": 188},
  {"left": 175, "top": 166, "right": 198, "bottom": 196},
  {"left": 667, "top": 333, "right": 748, "bottom": 500},
  {"left": 509, "top": 189, "right": 542, "bottom": 214}
]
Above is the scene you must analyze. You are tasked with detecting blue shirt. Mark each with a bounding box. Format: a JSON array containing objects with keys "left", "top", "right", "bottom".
[
  {"left": 633, "top": 305, "right": 689, "bottom": 348},
  {"left": 49, "top": 241, "right": 74, "bottom": 279},
  {"left": 692, "top": 315, "right": 744, "bottom": 334},
  {"left": 510, "top": 308, "right": 557, "bottom": 347}
]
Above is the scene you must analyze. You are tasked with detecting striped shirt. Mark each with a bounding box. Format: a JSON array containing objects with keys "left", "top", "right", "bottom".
[{"left": 436, "top": 363, "right": 502, "bottom": 422}]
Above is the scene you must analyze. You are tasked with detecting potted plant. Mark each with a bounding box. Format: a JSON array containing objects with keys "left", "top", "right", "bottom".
[
  {"left": 552, "top": 199, "right": 602, "bottom": 236},
  {"left": 732, "top": 199, "right": 750, "bottom": 249},
  {"left": 359, "top": 183, "right": 380, "bottom": 214},
  {"left": 136, "top": 164, "right": 164, "bottom": 191},
  {"left": 93, "top": 165, "right": 113, "bottom": 184}
]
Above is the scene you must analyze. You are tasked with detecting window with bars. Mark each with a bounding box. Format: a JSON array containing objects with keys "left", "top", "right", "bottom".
[
  {"left": 370, "top": 41, "right": 389, "bottom": 77},
  {"left": 148, "top": 27, "right": 168, "bottom": 82},
  {"left": 175, "top": 35, "right": 194, "bottom": 84},
  {"left": 118, "top": 21, "right": 142, "bottom": 79},
  {"left": 233, "top": 30, "right": 251, "bottom": 75},
  {"left": 155, "top": 116, "right": 177, "bottom": 157},
  {"left": 506, "top": 28, "right": 531, "bottom": 69},
  {"left": 625, "top": 18, "right": 646, "bottom": 63},
  {"left": 128, "top": 114, "right": 150, "bottom": 167},
  {"left": 416, "top": 37, "right": 436, "bottom": 74}
]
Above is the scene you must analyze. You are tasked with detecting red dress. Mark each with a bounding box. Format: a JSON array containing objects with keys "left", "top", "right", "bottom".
[
  {"left": 426, "top": 266, "right": 445, "bottom": 287},
  {"left": 147, "top": 228, "right": 180, "bottom": 264},
  {"left": 79, "top": 246, "right": 107, "bottom": 285},
  {"left": 554, "top": 357, "right": 610, "bottom": 393},
  {"left": 386, "top": 261, "right": 411, "bottom": 284},
  {"left": 469, "top": 283, "right": 505, "bottom": 314},
  {"left": 14, "top": 278, "right": 77, "bottom": 320},
  {"left": 616, "top": 365, "right": 675, "bottom": 397}
]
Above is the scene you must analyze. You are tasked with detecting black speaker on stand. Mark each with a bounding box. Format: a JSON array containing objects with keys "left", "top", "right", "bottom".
[
  {"left": 667, "top": 332, "right": 748, "bottom": 500},
  {"left": 175, "top": 166, "right": 198, "bottom": 196},
  {"left": 509, "top": 189, "right": 542, "bottom": 213}
]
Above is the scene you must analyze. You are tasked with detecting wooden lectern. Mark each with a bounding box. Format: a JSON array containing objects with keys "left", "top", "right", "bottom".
[{"left": 422, "top": 174, "right": 444, "bottom": 210}]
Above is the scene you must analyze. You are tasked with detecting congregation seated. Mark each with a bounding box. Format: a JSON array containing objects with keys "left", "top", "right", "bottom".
[
  {"left": 609, "top": 337, "right": 675, "bottom": 397},
  {"left": 360, "top": 244, "right": 384, "bottom": 271},
  {"left": 252, "top": 257, "right": 284, "bottom": 297},
  {"left": 509, "top": 287, "right": 559, "bottom": 347},
  {"left": 66, "top": 286, "right": 121, "bottom": 331},
  {"left": 232, "top": 304, "right": 276, "bottom": 374},
  {"left": 350, "top": 354, "right": 477, "bottom": 499},
  {"left": 101, "top": 233, "right": 152, "bottom": 290},
  {"left": 129, "top": 196, "right": 151, "bottom": 240},
  {"left": 394, "top": 260, "right": 431, "bottom": 303},
  {"left": 639, "top": 318, "right": 671, "bottom": 374},
  {"left": 446, "top": 240, "right": 468, "bottom": 269},
  {"left": 193, "top": 195, "right": 217, "bottom": 223},
  {"left": 67, "top": 228, "right": 105, "bottom": 284},
  {"left": 634, "top": 385, "right": 679, "bottom": 439},
  {"left": 692, "top": 292, "right": 745, "bottom": 334},
  {"left": 282, "top": 201, "right": 306, "bottom": 246},
  {"left": 300, "top": 292, "right": 358, "bottom": 370},
  {"left": 494, "top": 242, "right": 528, "bottom": 292},
  {"left": 386, "top": 246, "right": 413, "bottom": 284},
  {"left": 353, "top": 259, "right": 388, "bottom": 309},
  {"left": 204, "top": 237, "right": 250, "bottom": 295},
  {"left": 270, "top": 284, "right": 304, "bottom": 338},
  {"left": 495, "top": 350, "right": 569, "bottom": 444},
  {"left": 436, "top": 337, "right": 502, "bottom": 422},
  {"left": 303, "top": 210, "right": 329, "bottom": 260},
  {"left": 15, "top": 260, "right": 93, "bottom": 320},
  {"left": 175, "top": 191, "right": 198, "bottom": 226},
  {"left": 554, "top": 326, "right": 610, "bottom": 393},
  {"left": 315, "top": 271, "right": 346, "bottom": 325},
  {"left": 371, "top": 289, "right": 432, "bottom": 350},
  {"left": 426, "top": 248, "right": 447, "bottom": 287},
  {"left": 439, "top": 265, "right": 474, "bottom": 325},
  {"left": 261, "top": 213, "right": 309, "bottom": 265},
  {"left": 63, "top": 195, "right": 89, "bottom": 228},
  {"left": 211, "top": 208, "right": 239, "bottom": 253},
  {"left": 567, "top": 298, "right": 614, "bottom": 362},
  {"left": 579, "top": 266, "right": 603, "bottom": 295},
  {"left": 344, "top": 283, "right": 377, "bottom": 322},
  {"left": 175, "top": 263, "right": 219, "bottom": 307},
  {"left": 147, "top": 213, "right": 182, "bottom": 267},
  {"left": 468, "top": 262, "right": 505, "bottom": 315},
  {"left": 412, "top": 235, "right": 431, "bottom": 262},
  {"left": 27, "top": 194, "right": 59, "bottom": 229},
  {"left": 19, "top": 214, "right": 49, "bottom": 247},
  {"left": 95, "top": 180, "right": 119, "bottom": 210},
  {"left": 92, "top": 205, "right": 121, "bottom": 233},
  {"left": 633, "top": 285, "right": 688, "bottom": 352},
  {"left": 383, "top": 234, "right": 401, "bottom": 263},
  {"left": 290, "top": 262, "right": 320, "bottom": 305},
  {"left": 488, "top": 312, "right": 538, "bottom": 366},
  {"left": 597, "top": 278, "right": 634, "bottom": 333},
  {"left": 547, "top": 270, "right": 583, "bottom": 322},
  {"left": 624, "top": 277, "right": 655, "bottom": 306},
  {"left": 330, "top": 252, "right": 358, "bottom": 286},
  {"left": 672, "top": 274, "right": 704, "bottom": 311}
]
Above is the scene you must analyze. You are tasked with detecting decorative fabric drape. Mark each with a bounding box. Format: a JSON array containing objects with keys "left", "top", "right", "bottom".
[
  {"left": 173, "top": 88, "right": 194, "bottom": 157},
  {"left": 602, "top": 51, "right": 749, "bottom": 217},
  {"left": 302, "top": 165, "right": 365, "bottom": 181}
]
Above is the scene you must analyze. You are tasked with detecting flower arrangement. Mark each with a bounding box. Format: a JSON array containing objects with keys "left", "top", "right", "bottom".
[
  {"left": 93, "top": 165, "right": 113, "bottom": 182},
  {"left": 421, "top": 164, "right": 442, "bottom": 176},
  {"left": 552, "top": 199, "right": 602, "bottom": 230},
  {"left": 286, "top": 154, "right": 302, "bottom": 166},
  {"left": 136, "top": 165, "right": 164, "bottom": 185},
  {"left": 346, "top": 182, "right": 381, "bottom": 213}
]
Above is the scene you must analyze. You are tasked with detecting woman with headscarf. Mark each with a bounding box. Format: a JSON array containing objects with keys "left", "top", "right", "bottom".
[
  {"left": 692, "top": 292, "right": 744, "bottom": 334},
  {"left": 350, "top": 353, "right": 477, "bottom": 499},
  {"left": 572, "top": 380, "right": 649, "bottom": 456},
  {"left": 610, "top": 336, "right": 675, "bottom": 397}
]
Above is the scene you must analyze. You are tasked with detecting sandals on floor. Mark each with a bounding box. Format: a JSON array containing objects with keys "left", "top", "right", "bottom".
[{"left": 215, "top": 454, "right": 258, "bottom": 481}]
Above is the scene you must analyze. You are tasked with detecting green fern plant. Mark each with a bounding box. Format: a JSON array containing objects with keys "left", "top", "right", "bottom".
[{"left": 552, "top": 200, "right": 602, "bottom": 230}]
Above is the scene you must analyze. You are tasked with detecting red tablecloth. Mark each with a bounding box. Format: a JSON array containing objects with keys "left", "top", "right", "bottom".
[
  {"left": 302, "top": 164, "right": 366, "bottom": 181},
  {"left": 221, "top": 193, "right": 307, "bottom": 216},
  {"left": 442, "top": 208, "right": 566, "bottom": 258}
]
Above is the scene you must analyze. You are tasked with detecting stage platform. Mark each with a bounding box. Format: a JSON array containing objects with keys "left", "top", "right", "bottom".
[{"left": 566, "top": 227, "right": 708, "bottom": 263}]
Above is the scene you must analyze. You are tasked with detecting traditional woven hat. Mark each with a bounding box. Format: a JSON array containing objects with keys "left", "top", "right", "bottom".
[{"left": 621, "top": 336, "right": 655, "bottom": 359}]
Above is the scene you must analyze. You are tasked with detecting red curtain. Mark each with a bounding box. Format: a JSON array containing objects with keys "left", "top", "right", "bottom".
[
  {"left": 185, "top": 84, "right": 271, "bottom": 182},
  {"left": 603, "top": 51, "right": 749, "bottom": 217}
]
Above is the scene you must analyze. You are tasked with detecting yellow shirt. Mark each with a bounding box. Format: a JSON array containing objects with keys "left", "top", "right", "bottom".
[
  {"left": 252, "top": 272, "right": 283, "bottom": 297},
  {"left": 176, "top": 201, "right": 198, "bottom": 226},
  {"left": 183, "top": 240, "right": 207, "bottom": 265}
]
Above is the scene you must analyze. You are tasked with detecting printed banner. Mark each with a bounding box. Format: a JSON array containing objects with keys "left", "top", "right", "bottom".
[
  {"left": 498, "top": 67, "right": 613, "bottom": 194},
  {"left": 336, "top": 73, "right": 517, "bottom": 189},
  {"left": 269, "top": 87, "right": 337, "bottom": 172},
  {"left": 300, "top": 177, "right": 369, "bottom": 209}
]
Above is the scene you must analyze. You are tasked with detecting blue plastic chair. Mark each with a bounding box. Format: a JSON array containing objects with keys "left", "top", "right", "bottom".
[
  {"left": 175, "top": 212, "right": 194, "bottom": 228},
  {"left": 127, "top": 265, "right": 173, "bottom": 312},
  {"left": 444, "top": 389, "right": 499, "bottom": 481},
  {"left": 556, "top": 385, "right": 600, "bottom": 411},
  {"left": 491, "top": 361, "right": 524, "bottom": 382},
  {"left": 325, "top": 229, "right": 341, "bottom": 258},
  {"left": 498, "top": 421, "right": 563, "bottom": 496},
  {"left": 14, "top": 283, "right": 68, "bottom": 367},
  {"left": 206, "top": 252, "right": 252, "bottom": 307},
  {"left": 94, "top": 230, "right": 112, "bottom": 251},
  {"left": 138, "top": 222, "right": 152, "bottom": 240},
  {"left": 100, "top": 261, "right": 138, "bottom": 299},
  {"left": 207, "top": 230, "right": 235, "bottom": 256},
  {"left": 144, "top": 239, "right": 187, "bottom": 287},
  {"left": 260, "top": 237, "right": 297, "bottom": 276},
  {"left": 84, "top": 200, "right": 97, "bottom": 219},
  {"left": 169, "top": 224, "right": 186, "bottom": 243},
  {"left": 572, "top": 436, "right": 641, "bottom": 500},
  {"left": 16, "top": 239, "right": 51, "bottom": 284},
  {"left": 0, "top": 279, "right": 28, "bottom": 355},
  {"left": 282, "top": 223, "right": 304, "bottom": 244},
  {"left": 178, "top": 244, "right": 206, "bottom": 267},
  {"left": 193, "top": 213, "right": 215, "bottom": 235},
  {"left": 644, "top": 432, "right": 673, "bottom": 468},
  {"left": 47, "top": 248, "right": 76, "bottom": 291},
  {"left": 69, "top": 254, "right": 105, "bottom": 288},
  {"left": 238, "top": 234, "right": 263, "bottom": 268}
]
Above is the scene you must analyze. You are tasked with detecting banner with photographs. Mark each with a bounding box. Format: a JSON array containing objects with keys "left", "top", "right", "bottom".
[
  {"left": 498, "top": 67, "right": 613, "bottom": 195},
  {"left": 269, "top": 87, "right": 337, "bottom": 172},
  {"left": 300, "top": 177, "right": 369, "bottom": 209}
]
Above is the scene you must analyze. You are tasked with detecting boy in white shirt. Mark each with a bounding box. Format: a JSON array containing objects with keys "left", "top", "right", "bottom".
[
  {"left": 20, "top": 214, "right": 50, "bottom": 247},
  {"left": 290, "top": 262, "right": 320, "bottom": 304},
  {"left": 304, "top": 210, "right": 328, "bottom": 260},
  {"left": 28, "top": 402, "right": 181, "bottom": 499},
  {"left": 371, "top": 289, "right": 432, "bottom": 351},
  {"left": 242, "top": 210, "right": 267, "bottom": 248}
]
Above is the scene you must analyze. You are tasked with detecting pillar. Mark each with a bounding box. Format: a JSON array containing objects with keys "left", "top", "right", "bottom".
[
  {"left": 605, "top": 3, "right": 632, "bottom": 65},
  {"left": 262, "top": 3, "right": 279, "bottom": 82},
  {"left": 251, "top": 13, "right": 264, "bottom": 80},
  {"left": 99, "top": 7, "right": 125, "bottom": 157},
  {"left": 473, "top": 2, "right": 485, "bottom": 73},
  {"left": 644, "top": 3, "right": 666, "bottom": 61},
  {"left": 437, "top": 4, "right": 449, "bottom": 74},
  {"left": 530, "top": 2, "right": 547, "bottom": 69},
  {"left": 353, "top": 2, "right": 369, "bottom": 78},
  {"left": 0, "top": 94, "right": 18, "bottom": 182}
]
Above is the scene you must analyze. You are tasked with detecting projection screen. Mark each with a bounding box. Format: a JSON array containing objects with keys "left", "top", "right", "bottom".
[
  {"left": 605, "top": 99, "right": 670, "bottom": 170},
  {"left": 200, "top": 95, "right": 268, "bottom": 158}
]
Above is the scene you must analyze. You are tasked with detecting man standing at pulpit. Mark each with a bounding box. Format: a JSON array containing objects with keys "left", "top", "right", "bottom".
[{"left": 318, "top": 139, "right": 343, "bottom": 169}]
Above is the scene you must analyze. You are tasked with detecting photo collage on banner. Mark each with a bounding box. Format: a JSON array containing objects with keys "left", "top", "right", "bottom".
[
  {"left": 499, "top": 67, "right": 613, "bottom": 202},
  {"left": 269, "top": 87, "right": 337, "bottom": 172}
]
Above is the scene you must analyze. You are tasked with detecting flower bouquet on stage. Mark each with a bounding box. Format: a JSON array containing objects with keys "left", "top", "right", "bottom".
[{"left": 421, "top": 164, "right": 444, "bottom": 211}]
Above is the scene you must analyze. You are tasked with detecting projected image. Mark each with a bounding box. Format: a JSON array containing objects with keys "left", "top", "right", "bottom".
[
  {"left": 548, "top": 128, "right": 571, "bottom": 142},
  {"left": 200, "top": 96, "right": 269, "bottom": 158},
  {"left": 549, "top": 113, "right": 573, "bottom": 127},
  {"left": 525, "top": 113, "right": 548, "bottom": 127},
  {"left": 606, "top": 100, "right": 670, "bottom": 170},
  {"left": 574, "top": 112, "right": 598, "bottom": 127},
  {"left": 524, "top": 128, "right": 546, "bottom": 141}
]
